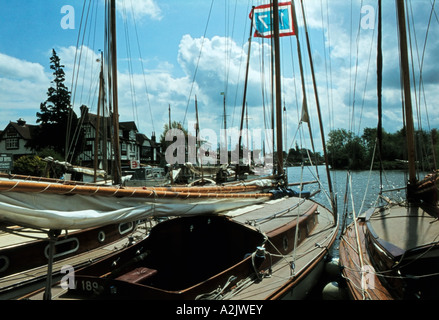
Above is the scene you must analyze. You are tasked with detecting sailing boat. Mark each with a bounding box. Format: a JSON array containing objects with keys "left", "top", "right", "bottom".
[
  {"left": 49, "top": 0, "right": 338, "bottom": 301},
  {"left": 339, "top": 0, "right": 439, "bottom": 300}
]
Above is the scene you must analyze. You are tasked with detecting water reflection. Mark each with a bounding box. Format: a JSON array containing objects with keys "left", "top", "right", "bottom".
[
  {"left": 286, "top": 165, "right": 418, "bottom": 258},
  {"left": 286, "top": 165, "right": 411, "bottom": 215}
]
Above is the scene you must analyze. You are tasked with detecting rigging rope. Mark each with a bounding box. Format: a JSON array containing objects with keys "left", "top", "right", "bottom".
[
  {"left": 182, "top": 0, "right": 215, "bottom": 126},
  {"left": 121, "top": 0, "right": 141, "bottom": 132},
  {"left": 406, "top": 0, "right": 438, "bottom": 173},
  {"left": 127, "top": 0, "right": 155, "bottom": 134},
  {"left": 66, "top": 0, "right": 92, "bottom": 162}
]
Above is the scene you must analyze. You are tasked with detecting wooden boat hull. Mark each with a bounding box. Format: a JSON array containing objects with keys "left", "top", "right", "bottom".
[
  {"left": 339, "top": 203, "right": 439, "bottom": 300},
  {"left": 0, "top": 222, "right": 137, "bottom": 280},
  {"left": 270, "top": 251, "right": 327, "bottom": 300},
  {"left": 61, "top": 196, "right": 337, "bottom": 300},
  {"left": 0, "top": 221, "right": 149, "bottom": 297},
  {"left": 339, "top": 217, "right": 394, "bottom": 300}
]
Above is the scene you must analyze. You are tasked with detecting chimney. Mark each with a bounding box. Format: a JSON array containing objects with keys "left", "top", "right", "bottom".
[
  {"left": 17, "top": 118, "right": 26, "bottom": 126},
  {"left": 80, "top": 105, "right": 89, "bottom": 117}
]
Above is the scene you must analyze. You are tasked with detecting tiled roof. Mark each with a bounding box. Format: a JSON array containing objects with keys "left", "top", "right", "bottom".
[{"left": 1, "top": 121, "right": 39, "bottom": 140}]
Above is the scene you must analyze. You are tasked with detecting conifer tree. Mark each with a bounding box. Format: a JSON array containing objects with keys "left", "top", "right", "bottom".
[{"left": 28, "top": 49, "right": 81, "bottom": 160}]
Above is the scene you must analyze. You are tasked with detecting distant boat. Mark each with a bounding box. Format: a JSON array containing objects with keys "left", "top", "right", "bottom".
[
  {"left": 339, "top": 0, "right": 439, "bottom": 300},
  {"left": 123, "top": 166, "right": 173, "bottom": 187}
]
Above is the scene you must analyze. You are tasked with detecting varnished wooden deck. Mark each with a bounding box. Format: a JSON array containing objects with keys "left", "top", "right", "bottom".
[
  {"left": 339, "top": 219, "right": 394, "bottom": 300},
  {"left": 225, "top": 197, "right": 337, "bottom": 300},
  {"left": 368, "top": 204, "right": 439, "bottom": 251},
  {"left": 339, "top": 202, "right": 439, "bottom": 300}
]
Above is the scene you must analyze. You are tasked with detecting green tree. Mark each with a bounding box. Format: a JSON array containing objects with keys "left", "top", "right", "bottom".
[
  {"left": 414, "top": 129, "right": 439, "bottom": 171},
  {"left": 384, "top": 129, "right": 405, "bottom": 162},
  {"left": 327, "top": 129, "right": 366, "bottom": 169},
  {"left": 286, "top": 143, "right": 323, "bottom": 166},
  {"left": 159, "top": 121, "right": 188, "bottom": 148},
  {"left": 362, "top": 127, "right": 402, "bottom": 165},
  {"left": 362, "top": 127, "right": 378, "bottom": 161},
  {"left": 345, "top": 136, "right": 366, "bottom": 169},
  {"left": 158, "top": 121, "right": 189, "bottom": 165},
  {"left": 12, "top": 155, "right": 46, "bottom": 176},
  {"left": 327, "top": 129, "right": 351, "bottom": 169},
  {"left": 431, "top": 129, "right": 439, "bottom": 169},
  {"left": 27, "top": 49, "right": 81, "bottom": 160}
]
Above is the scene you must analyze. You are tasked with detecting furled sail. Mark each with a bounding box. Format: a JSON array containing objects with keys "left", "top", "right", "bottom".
[{"left": 0, "top": 179, "right": 271, "bottom": 230}]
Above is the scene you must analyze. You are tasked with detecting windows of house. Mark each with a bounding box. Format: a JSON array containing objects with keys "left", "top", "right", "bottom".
[
  {"left": 6, "top": 138, "right": 19, "bottom": 150},
  {"left": 5, "top": 129, "right": 19, "bottom": 150}
]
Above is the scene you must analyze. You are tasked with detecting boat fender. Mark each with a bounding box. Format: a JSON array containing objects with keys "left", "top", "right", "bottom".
[
  {"left": 110, "top": 285, "right": 118, "bottom": 295},
  {"left": 298, "top": 190, "right": 311, "bottom": 199},
  {"left": 270, "top": 187, "right": 311, "bottom": 199},
  {"left": 322, "top": 281, "right": 348, "bottom": 300},
  {"left": 290, "top": 261, "right": 295, "bottom": 271},
  {"left": 325, "top": 257, "right": 341, "bottom": 279}
]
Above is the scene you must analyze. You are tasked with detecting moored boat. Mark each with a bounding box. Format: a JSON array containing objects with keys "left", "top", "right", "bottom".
[
  {"left": 33, "top": 193, "right": 336, "bottom": 300},
  {"left": 339, "top": 0, "right": 439, "bottom": 300}
]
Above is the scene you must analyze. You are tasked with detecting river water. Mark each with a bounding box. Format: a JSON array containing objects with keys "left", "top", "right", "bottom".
[
  {"left": 285, "top": 166, "right": 418, "bottom": 299},
  {"left": 286, "top": 165, "right": 417, "bottom": 258},
  {"left": 287, "top": 165, "right": 411, "bottom": 214}
]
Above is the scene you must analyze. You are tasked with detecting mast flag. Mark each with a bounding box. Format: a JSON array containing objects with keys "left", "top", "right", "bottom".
[
  {"left": 250, "top": 2, "right": 295, "bottom": 38},
  {"left": 300, "top": 96, "right": 310, "bottom": 123}
]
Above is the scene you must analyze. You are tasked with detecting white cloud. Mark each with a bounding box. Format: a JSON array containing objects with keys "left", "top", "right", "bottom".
[
  {"left": 56, "top": 45, "right": 102, "bottom": 108},
  {"left": 296, "top": 0, "right": 439, "bottom": 138},
  {"left": 0, "top": 53, "right": 49, "bottom": 128},
  {"left": 0, "top": 47, "right": 103, "bottom": 130},
  {"left": 0, "top": 53, "right": 48, "bottom": 83},
  {"left": 116, "top": 0, "right": 162, "bottom": 21}
]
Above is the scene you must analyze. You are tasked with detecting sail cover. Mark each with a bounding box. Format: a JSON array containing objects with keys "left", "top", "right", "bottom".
[{"left": 0, "top": 190, "right": 270, "bottom": 230}]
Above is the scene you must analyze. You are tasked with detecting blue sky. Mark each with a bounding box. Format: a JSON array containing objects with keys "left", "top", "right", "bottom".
[{"left": 0, "top": 0, "right": 438, "bottom": 154}]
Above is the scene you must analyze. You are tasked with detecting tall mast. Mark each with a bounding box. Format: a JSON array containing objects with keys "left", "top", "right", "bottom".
[
  {"left": 237, "top": 9, "right": 254, "bottom": 179},
  {"left": 222, "top": 92, "right": 227, "bottom": 154},
  {"left": 94, "top": 52, "right": 104, "bottom": 183},
  {"left": 298, "top": 0, "right": 335, "bottom": 210},
  {"left": 290, "top": 1, "right": 317, "bottom": 170},
  {"left": 195, "top": 95, "right": 200, "bottom": 152},
  {"left": 168, "top": 104, "right": 171, "bottom": 129},
  {"left": 377, "top": 0, "right": 384, "bottom": 196},
  {"left": 195, "top": 95, "right": 204, "bottom": 180},
  {"left": 272, "top": 0, "right": 284, "bottom": 178},
  {"left": 109, "top": 0, "right": 121, "bottom": 185},
  {"left": 395, "top": 0, "right": 417, "bottom": 190}
]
